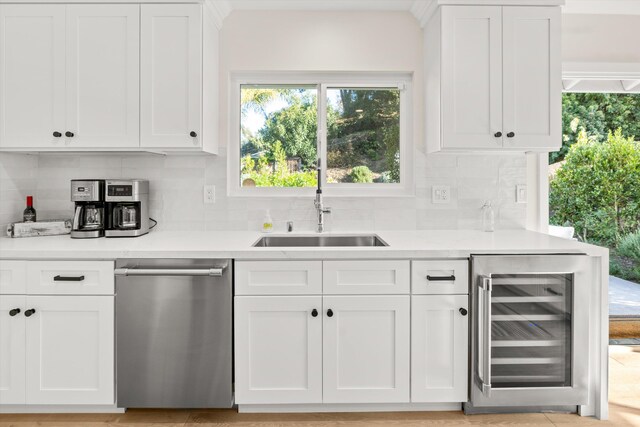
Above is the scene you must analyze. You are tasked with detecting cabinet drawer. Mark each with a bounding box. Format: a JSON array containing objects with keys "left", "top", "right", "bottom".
[
  {"left": 26, "top": 261, "right": 114, "bottom": 295},
  {"left": 323, "top": 260, "right": 410, "bottom": 295},
  {"left": 235, "top": 261, "right": 322, "bottom": 295},
  {"left": 0, "top": 260, "right": 27, "bottom": 294},
  {"left": 412, "top": 260, "right": 469, "bottom": 294}
]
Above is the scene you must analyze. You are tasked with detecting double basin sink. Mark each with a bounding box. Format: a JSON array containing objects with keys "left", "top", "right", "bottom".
[{"left": 253, "top": 234, "right": 388, "bottom": 247}]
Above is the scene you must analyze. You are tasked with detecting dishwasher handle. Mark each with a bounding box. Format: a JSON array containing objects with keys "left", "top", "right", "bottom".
[{"left": 115, "top": 267, "right": 225, "bottom": 277}]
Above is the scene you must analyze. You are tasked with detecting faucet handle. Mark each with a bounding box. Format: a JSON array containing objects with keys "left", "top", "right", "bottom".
[
  {"left": 287, "top": 221, "right": 294, "bottom": 232},
  {"left": 323, "top": 207, "right": 332, "bottom": 214}
]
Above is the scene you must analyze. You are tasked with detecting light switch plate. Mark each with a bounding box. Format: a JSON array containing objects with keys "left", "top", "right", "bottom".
[
  {"left": 516, "top": 185, "right": 527, "bottom": 204},
  {"left": 204, "top": 185, "right": 215, "bottom": 204},
  {"left": 432, "top": 185, "right": 451, "bottom": 204}
]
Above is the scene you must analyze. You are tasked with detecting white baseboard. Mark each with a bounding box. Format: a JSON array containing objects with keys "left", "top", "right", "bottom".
[
  {"left": 238, "top": 402, "right": 462, "bottom": 413},
  {"left": 0, "top": 405, "right": 124, "bottom": 413}
]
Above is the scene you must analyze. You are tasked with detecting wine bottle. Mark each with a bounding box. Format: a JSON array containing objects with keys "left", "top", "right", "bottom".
[{"left": 23, "top": 196, "right": 36, "bottom": 222}]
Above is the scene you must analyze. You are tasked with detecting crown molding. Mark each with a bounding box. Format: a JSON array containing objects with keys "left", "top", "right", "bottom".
[
  {"left": 563, "top": 0, "right": 640, "bottom": 15},
  {"left": 203, "top": 0, "right": 232, "bottom": 29},
  {"left": 226, "top": 0, "right": 414, "bottom": 11}
]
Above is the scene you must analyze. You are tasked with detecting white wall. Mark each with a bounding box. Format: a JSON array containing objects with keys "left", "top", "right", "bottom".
[
  {"left": 0, "top": 153, "right": 37, "bottom": 229},
  {"left": 0, "top": 10, "right": 528, "bottom": 233},
  {"left": 563, "top": 14, "right": 640, "bottom": 63}
]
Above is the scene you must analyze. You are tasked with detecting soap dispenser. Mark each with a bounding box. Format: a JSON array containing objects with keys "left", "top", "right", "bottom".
[{"left": 262, "top": 209, "right": 273, "bottom": 233}]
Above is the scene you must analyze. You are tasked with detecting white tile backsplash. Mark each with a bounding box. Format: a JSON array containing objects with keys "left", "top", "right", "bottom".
[{"left": 0, "top": 149, "right": 527, "bottom": 232}]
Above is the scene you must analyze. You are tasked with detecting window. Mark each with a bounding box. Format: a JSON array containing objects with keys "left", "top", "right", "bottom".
[{"left": 229, "top": 72, "right": 413, "bottom": 196}]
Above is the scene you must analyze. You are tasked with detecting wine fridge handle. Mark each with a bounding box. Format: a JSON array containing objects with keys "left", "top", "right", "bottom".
[{"left": 478, "top": 275, "right": 492, "bottom": 397}]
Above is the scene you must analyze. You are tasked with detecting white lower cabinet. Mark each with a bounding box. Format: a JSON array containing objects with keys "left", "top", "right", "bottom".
[
  {"left": 323, "top": 295, "right": 410, "bottom": 403},
  {"left": 411, "top": 295, "right": 469, "bottom": 402},
  {"left": 235, "top": 294, "right": 410, "bottom": 405},
  {"left": 234, "top": 259, "right": 470, "bottom": 407},
  {"left": 235, "top": 296, "right": 323, "bottom": 404},
  {"left": 0, "top": 288, "right": 114, "bottom": 406},
  {"left": 25, "top": 296, "right": 114, "bottom": 405},
  {"left": 0, "top": 295, "right": 26, "bottom": 404}
]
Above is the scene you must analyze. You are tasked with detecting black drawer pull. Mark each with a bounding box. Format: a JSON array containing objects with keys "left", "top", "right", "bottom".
[
  {"left": 25, "top": 309, "right": 36, "bottom": 317},
  {"left": 426, "top": 275, "right": 456, "bottom": 282},
  {"left": 53, "top": 275, "right": 85, "bottom": 282},
  {"left": 459, "top": 307, "right": 468, "bottom": 316},
  {"left": 311, "top": 309, "right": 318, "bottom": 317},
  {"left": 327, "top": 309, "right": 334, "bottom": 318},
  {"left": 9, "top": 308, "right": 21, "bottom": 316}
]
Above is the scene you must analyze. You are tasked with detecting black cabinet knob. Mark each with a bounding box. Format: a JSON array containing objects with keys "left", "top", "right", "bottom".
[
  {"left": 459, "top": 307, "right": 468, "bottom": 316},
  {"left": 327, "top": 309, "right": 334, "bottom": 318},
  {"left": 506, "top": 132, "right": 515, "bottom": 138},
  {"left": 65, "top": 131, "right": 74, "bottom": 137},
  {"left": 190, "top": 131, "right": 197, "bottom": 137},
  {"left": 311, "top": 309, "right": 318, "bottom": 317},
  {"left": 53, "top": 131, "right": 62, "bottom": 138},
  {"left": 9, "top": 308, "right": 21, "bottom": 317},
  {"left": 25, "top": 309, "right": 36, "bottom": 317},
  {"left": 494, "top": 132, "right": 502, "bottom": 138}
]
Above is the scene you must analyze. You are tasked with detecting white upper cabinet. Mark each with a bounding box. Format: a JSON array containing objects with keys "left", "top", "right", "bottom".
[
  {"left": 140, "top": 4, "right": 202, "bottom": 149},
  {"left": 65, "top": 5, "right": 139, "bottom": 148},
  {"left": 440, "top": 6, "right": 502, "bottom": 150},
  {"left": 0, "top": 5, "right": 65, "bottom": 148},
  {"left": 0, "top": 3, "right": 217, "bottom": 154},
  {"left": 426, "top": 5, "right": 561, "bottom": 152},
  {"left": 502, "top": 7, "right": 561, "bottom": 150}
]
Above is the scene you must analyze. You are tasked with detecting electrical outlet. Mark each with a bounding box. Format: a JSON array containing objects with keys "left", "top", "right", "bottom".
[
  {"left": 432, "top": 185, "right": 451, "bottom": 204},
  {"left": 516, "top": 185, "right": 527, "bottom": 204},
  {"left": 204, "top": 185, "right": 215, "bottom": 204}
]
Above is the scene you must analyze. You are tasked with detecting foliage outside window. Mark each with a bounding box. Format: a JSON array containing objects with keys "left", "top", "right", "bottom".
[
  {"left": 550, "top": 93, "right": 640, "bottom": 283},
  {"left": 238, "top": 81, "right": 405, "bottom": 191}
]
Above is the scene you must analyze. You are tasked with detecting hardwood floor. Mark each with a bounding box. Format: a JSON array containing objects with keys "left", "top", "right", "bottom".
[{"left": 1, "top": 345, "right": 638, "bottom": 427}]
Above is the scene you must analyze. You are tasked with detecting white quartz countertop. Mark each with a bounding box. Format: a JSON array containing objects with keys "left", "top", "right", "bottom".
[{"left": 0, "top": 229, "right": 607, "bottom": 260}]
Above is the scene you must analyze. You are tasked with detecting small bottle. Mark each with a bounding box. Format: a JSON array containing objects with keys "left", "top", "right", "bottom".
[
  {"left": 482, "top": 201, "right": 494, "bottom": 232},
  {"left": 23, "top": 196, "right": 36, "bottom": 223},
  {"left": 262, "top": 209, "right": 273, "bottom": 233}
]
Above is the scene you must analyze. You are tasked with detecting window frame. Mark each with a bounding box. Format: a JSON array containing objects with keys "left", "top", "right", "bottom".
[{"left": 228, "top": 71, "right": 414, "bottom": 197}]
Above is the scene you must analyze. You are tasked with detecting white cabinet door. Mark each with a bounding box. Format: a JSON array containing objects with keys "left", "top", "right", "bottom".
[
  {"left": 411, "top": 295, "right": 469, "bottom": 403},
  {"left": 0, "top": 5, "right": 65, "bottom": 148},
  {"left": 65, "top": 5, "right": 140, "bottom": 148},
  {"left": 323, "top": 295, "right": 410, "bottom": 403},
  {"left": 0, "top": 260, "right": 27, "bottom": 294},
  {"left": 235, "top": 296, "right": 322, "bottom": 404},
  {"left": 25, "top": 296, "right": 114, "bottom": 405},
  {"left": 140, "top": 4, "right": 202, "bottom": 148},
  {"left": 502, "top": 7, "right": 561, "bottom": 150},
  {"left": 323, "top": 260, "right": 410, "bottom": 295},
  {"left": 0, "top": 295, "right": 26, "bottom": 404},
  {"left": 441, "top": 6, "right": 503, "bottom": 150}
]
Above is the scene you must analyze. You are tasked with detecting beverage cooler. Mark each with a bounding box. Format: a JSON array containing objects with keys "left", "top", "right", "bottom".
[{"left": 465, "top": 255, "right": 592, "bottom": 413}]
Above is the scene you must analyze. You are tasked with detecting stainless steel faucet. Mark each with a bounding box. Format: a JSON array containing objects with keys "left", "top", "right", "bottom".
[{"left": 314, "top": 160, "right": 331, "bottom": 233}]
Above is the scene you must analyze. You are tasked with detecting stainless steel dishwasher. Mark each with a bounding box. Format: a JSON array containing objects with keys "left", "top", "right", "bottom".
[{"left": 115, "top": 259, "right": 232, "bottom": 408}]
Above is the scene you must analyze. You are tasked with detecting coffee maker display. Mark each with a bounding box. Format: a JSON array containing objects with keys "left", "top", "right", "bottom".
[
  {"left": 105, "top": 179, "right": 149, "bottom": 238},
  {"left": 71, "top": 180, "right": 106, "bottom": 239}
]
